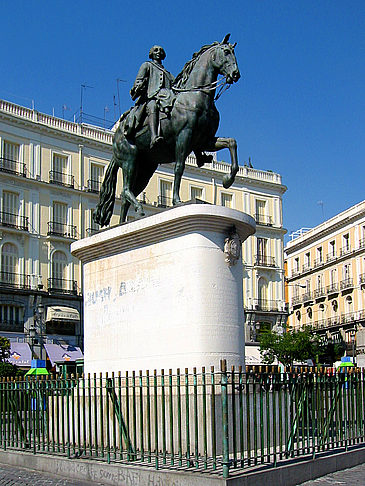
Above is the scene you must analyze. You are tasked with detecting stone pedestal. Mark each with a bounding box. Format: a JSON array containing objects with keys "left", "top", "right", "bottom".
[{"left": 71, "top": 205, "right": 255, "bottom": 375}]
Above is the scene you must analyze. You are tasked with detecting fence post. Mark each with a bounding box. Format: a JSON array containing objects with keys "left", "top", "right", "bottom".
[{"left": 221, "top": 359, "right": 230, "bottom": 479}]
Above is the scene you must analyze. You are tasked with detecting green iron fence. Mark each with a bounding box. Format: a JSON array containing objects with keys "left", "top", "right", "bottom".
[{"left": 0, "top": 360, "right": 365, "bottom": 479}]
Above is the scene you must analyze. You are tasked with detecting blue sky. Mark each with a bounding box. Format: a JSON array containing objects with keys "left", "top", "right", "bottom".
[{"left": 1, "top": 1, "right": 364, "bottom": 240}]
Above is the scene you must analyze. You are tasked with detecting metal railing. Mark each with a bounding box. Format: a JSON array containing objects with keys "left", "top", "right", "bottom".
[
  {"left": 314, "top": 288, "right": 326, "bottom": 299},
  {"left": 49, "top": 170, "right": 74, "bottom": 188},
  {"left": 292, "top": 295, "right": 301, "bottom": 306},
  {"left": 252, "top": 299, "right": 280, "bottom": 311},
  {"left": 340, "top": 278, "right": 353, "bottom": 290},
  {"left": 326, "top": 253, "right": 337, "bottom": 262},
  {"left": 313, "top": 257, "right": 324, "bottom": 268},
  {"left": 85, "top": 227, "right": 99, "bottom": 237},
  {"left": 302, "top": 291, "right": 313, "bottom": 302},
  {"left": 359, "top": 274, "right": 365, "bottom": 285},
  {"left": 157, "top": 195, "right": 173, "bottom": 208},
  {"left": 340, "top": 245, "right": 351, "bottom": 257},
  {"left": 47, "top": 222, "right": 77, "bottom": 238},
  {"left": 341, "top": 311, "right": 356, "bottom": 325},
  {"left": 0, "top": 272, "right": 30, "bottom": 289},
  {"left": 87, "top": 179, "right": 101, "bottom": 193},
  {"left": 0, "top": 157, "right": 26, "bottom": 176},
  {"left": 302, "top": 264, "right": 311, "bottom": 273},
  {"left": 0, "top": 211, "right": 28, "bottom": 231},
  {"left": 254, "top": 214, "right": 273, "bottom": 226},
  {"left": 326, "top": 283, "right": 339, "bottom": 294},
  {"left": 1, "top": 365, "right": 365, "bottom": 479},
  {"left": 254, "top": 255, "right": 276, "bottom": 267},
  {"left": 47, "top": 277, "right": 78, "bottom": 295}
]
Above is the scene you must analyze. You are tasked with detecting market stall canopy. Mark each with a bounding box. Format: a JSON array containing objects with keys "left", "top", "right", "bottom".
[
  {"left": 46, "top": 306, "right": 80, "bottom": 322},
  {"left": 44, "top": 343, "right": 83, "bottom": 367},
  {"left": 8, "top": 342, "right": 32, "bottom": 367}
]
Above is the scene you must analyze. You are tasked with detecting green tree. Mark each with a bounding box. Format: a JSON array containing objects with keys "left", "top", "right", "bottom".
[
  {"left": 0, "top": 336, "right": 22, "bottom": 377},
  {"left": 259, "top": 326, "right": 329, "bottom": 366}
]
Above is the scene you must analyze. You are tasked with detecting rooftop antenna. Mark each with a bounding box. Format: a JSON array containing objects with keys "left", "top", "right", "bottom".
[
  {"left": 113, "top": 95, "right": 118, "bottom": 120},
  {"left": 62, "top": 104, "right": 71, "bottom": 119},
  {"left": 104, "top": 106, "right": 109, "bottom": 128},
  {"left": 80, "top": 83, "right": 94, "bottom": 123},
  {"left": 317, "top": 200, "right": 325, "bottom": 221},
  {"left": 116, "top": 78, "right": 126, "bottom": 117}
]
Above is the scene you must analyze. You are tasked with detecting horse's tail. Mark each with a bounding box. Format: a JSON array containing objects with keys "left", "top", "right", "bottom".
[{"left": 93, "top": 155, "right": 119, "bottom": 227}]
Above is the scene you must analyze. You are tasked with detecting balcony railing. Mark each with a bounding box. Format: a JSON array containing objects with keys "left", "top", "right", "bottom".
[
  {"left": 252, "top": 299, "right": 279, "bottom": 312},
  {"left": 0, "top": 272, "right": 30, "bottom": 289},
  {"left": 87, "top": 179, "right": 101, "bottom": 193},
  {"left": 326, "top": 283, "right": 339, "bottom": 294},
  {"left": 292, "top": 295, "right": 301, "bottom": 306},
  {"left": 340, "top": 245, "right": 351, "bottom": 257},
  {"left": 302, "top": 264, "right": 311, "bottom": 273},
  {"left": 86, "top": 227, "right": 99, "bottom": 237},
  {"left": 157, "top": 195, "right": 173, "bottom": 208},
  {"left": 0, "top": 157, "right": 26, "bottom": 177},
  {"left": 254, "top": 255, "right": 276, "bottom": 267},
  {"left": 359, "top": 238, "right": 365, "bottom": 250},
  {"left": 326, "top": 253, "right": 337, "bottom": 263},
  {"left": 314, "top": 287, "right": 326, "bottom": 299},
  {"left": 47, "top": 278, "right": 78, "bottom": 295},
  {"left": 341, "top": 312, "right": 356, "bottom": 325},
  {"left": 0, "top": 211, "right": 28, "bottom": 231},
  {"left": 327, "top": 316, "right": 341, "bottom": 328},
  {"left": 254, "top": 214, "right": 273, "bottom": 226},
  {"left": 302, "top": 291, "right": 314, "bottom": 303},
  {"left": 359, "top": 274, "right": 365, "bottom": 285},
  {"left": 340, "top": 278, "right": 353, "bottom": 291},
  {"left": 313, "top": 257, "right": 324, "bottom": 268},
  {"left": 49, "top": 170, "right": 74, "bottom": 188},
  {"left": 47, "top": 222, "right": 77, "bottom": 238},
  {"left": 0, "top": 320, "right": 24, "bottom": 332}
]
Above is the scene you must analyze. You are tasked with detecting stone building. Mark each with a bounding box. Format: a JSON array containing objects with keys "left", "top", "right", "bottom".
[
  {"left": 0, "top": 99, "right": 286, "bottom": 364},
  {"left": 285, "top": 201, "right": 365, "bottom": 364}
]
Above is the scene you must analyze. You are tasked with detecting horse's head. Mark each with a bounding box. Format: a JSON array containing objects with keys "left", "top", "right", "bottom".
[{"left": 212, "top": 34, "right": 240, "bottom": 84}]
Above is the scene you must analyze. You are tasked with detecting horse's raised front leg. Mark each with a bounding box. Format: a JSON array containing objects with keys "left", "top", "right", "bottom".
[
  {"left": 173, "top": 129, "right": 192, "bottom": 205},
  {"left": 120, "top": 149, "right": 144, "bottom": 222},
  {"left": 212, "top": 137, "right": 239, "bottom": 188}
]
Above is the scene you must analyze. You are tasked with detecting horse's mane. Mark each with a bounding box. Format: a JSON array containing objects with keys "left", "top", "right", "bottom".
[{"left": 174, "top": 42, "right": 219, "bottom": 88}]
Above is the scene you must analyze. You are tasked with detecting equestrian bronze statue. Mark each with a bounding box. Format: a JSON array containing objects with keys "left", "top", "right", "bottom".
[{"left": 94, "top": 34, "right": 241, "bottom": 226}]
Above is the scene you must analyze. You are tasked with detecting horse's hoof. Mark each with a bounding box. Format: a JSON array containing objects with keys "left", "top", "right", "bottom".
[
  {"left": 222, "top": 174, "right": 233, "bottom": 189},
  {"left": 172, "top": 199, "right": 181, "bottom": 206}
]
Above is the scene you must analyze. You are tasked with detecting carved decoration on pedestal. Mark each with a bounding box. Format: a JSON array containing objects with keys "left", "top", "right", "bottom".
[{"left": 224, "top": 229, "right": 241, "bottom": 266}]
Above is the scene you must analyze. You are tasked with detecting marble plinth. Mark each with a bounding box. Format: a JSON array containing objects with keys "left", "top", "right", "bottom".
[{"left": 71, "top": 204, "right": 255, "bottom": 375}]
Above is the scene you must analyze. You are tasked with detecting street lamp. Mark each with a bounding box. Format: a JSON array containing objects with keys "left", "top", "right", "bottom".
[{"left": 350, "top": 329, "right": 356, "bottom": 366}]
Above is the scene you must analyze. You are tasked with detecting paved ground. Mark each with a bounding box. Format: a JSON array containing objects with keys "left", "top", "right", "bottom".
[
  {"left": 0, "top": 461, "right": 364, "bottom": 485},
  {"left": 0, "top": 462, "right": 105, "bottom": 486},
  {"left": 298, "top": 462, "right": 365, "bottom": 485}
]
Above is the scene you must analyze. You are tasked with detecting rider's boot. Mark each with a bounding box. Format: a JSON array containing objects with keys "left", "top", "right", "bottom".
[{"left": 148, "top": 108, "right": 164, "bottom": 148}]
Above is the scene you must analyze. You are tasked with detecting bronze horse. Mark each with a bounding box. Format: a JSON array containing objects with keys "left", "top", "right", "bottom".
[{"left": 94, "top": 35, "right": 241, "bottom": 226}]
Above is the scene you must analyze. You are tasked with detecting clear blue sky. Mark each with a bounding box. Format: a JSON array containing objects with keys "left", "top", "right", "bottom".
[{"left": 2, "top": 1, "right": 364, "bottom": 240}]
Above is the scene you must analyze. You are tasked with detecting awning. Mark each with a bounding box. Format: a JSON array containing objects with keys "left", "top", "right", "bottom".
[
  {"left": 46, "top": 306, "right": 80, "bottom": 322},
  {"left": 44, "top": 343, "right": 83, "bottom": 367},
  {"left": 8, "top": 342, "right": 32, "bottom": 367}
]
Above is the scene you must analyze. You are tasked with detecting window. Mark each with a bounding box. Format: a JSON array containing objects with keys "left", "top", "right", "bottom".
[
  {"left": 53, "top": 202, "right": 67, "bottom": 224},
  {"left": 316, "top": 247, "right": 323, "bottom": 263},
  {"left": 330, "top": 268, "right": 337, "bottom": 284},
  {"left": 159, "top": 180, "right": 172, "bottom": 207},
  {"left": 221, "top": 193, "right": 232, "bottom": 208},
  {"left": 258, "top": 277, "right": 268, "bottom": 302},
  {"left": 305, "top": 252, "right": 311, "bottom": 268},
  {"left": 257, "top": 238, "right": 267, "bottom": 258},
  {"left": 88, "top": 209, "right": 100, "bottom": 235},
  {"left": 89, "top": 163, "right": 104, "bottom": 192},
  {"left": 51, "top": 153, "right": 73, "bottom": 186},
  {"left": 1, "top": 243, "right": 19, "bottom": 284},
  {"left": 2, "top": 191, "right": 19, "bottom": 226},
  {"left": 343, "top": 233, "right": 350, "bottom": 251},
  {"left": 256, "top": 200, "right": 266, "bottom": 217},
  {"left": 3, "top": 141, "right": 19, "bottom": 163},
  {"left": 305, "top": 279, "right": 311, "bottom": 292},
  {"left": 51, "top": 251, "right": 67, "bottom": 286},
  {"left": 329, "top": 240, "right": 336, "bottom": 256},
  {"left": 190, "top": 186, "right": 203, "bottom": 200},
  {"left": 53, "top": 153, "right": 68, "bottom": 174},
  {"left": 294, "top": 257, "right": 299, "bottom": 273},
  {"left": 343, "top": 263, "right": 351, "bottom": 280},
  {"left": 317, "top": 274, "right": 323, "bottom": 289},
  {"left": 0, "top": 304, "right": 24, "bottom": 329}
]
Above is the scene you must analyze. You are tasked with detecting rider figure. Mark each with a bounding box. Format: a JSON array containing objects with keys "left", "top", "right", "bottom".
[{"left": 130, "top": 45, "right": 175, "bottom": 148}]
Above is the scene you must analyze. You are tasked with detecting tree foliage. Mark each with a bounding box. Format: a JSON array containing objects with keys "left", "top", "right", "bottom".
[
  {"left": 0, "top": 336, "right": 23, "bottom": 377},
  {"left": 259, "top": 327, "right": 345, "bottom": 366}
]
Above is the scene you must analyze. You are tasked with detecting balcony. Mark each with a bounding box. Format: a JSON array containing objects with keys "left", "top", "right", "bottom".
[
  {"left": 315, "top": 318, "right": 327, "bottom": 330},
  {"left": 87, "top": 179, "right": 101, "bottom": 193},
  {"left": 49, "top": 170, "right": 74, "bottom": 188},
  {"left": 252, "top": 299, "right": 280, "bottom": 312},
  {"left": 0, "top": 272, "right": 30, "bottom": 290},
  {"left": 340, "top": 245, "right": 351, "bottom": 257},
  {"left": 0, "top": 320, "right": 24, "bottom": 332},
  {"left": 302, "top": 264, "right": 311, "bottom": 273},
  {"left": 86, "top": 227, "right": 99, "bottom": 237},
  {"left": 157, "top": 195, "right": 173, "bottom": 208},
  {"left": 313, "top": 257, "right": 324, "bottom": 268},
  {"left": 326, "top": 252, "right": 337, "bottom": 263},
  {"left": 0, "top": 157, "right": 26, "bottom": 177},
  {"left": 47, "top": 222, "right": 77, "bottom": 239},
  {"left": 326, "top": 283, "right": 339, "bottom": 295},
  {"left": 359, "top": 238, "right": 365, "bottom": 250},
  {"left": 0, "top": 211, "right": 28, "bottom": 231},
  {"left": 314, "top": 287, "right": 326, "bottom": 299},
  {"left": 254, "top": 255, "right": 276, "bottom": 267},
  {"left": 359, "top": 274, "right": 365, "bottom": 286},
  {"left": 302, "top": 291, "right": 314, "bottom": 303},
  {"left": 47, "top": 278, "right": 78, "bottom": 295},
  {"left": 254, "top": 214, "right": 273, "bottom": 226},
  {"left": 340, "top": 278, "right": 353, "bottom": 291},
  {"left": 327, "top": 316, "right": 341, "bottom": 328},
  {"left": 291, "top": 295, "right": 302, "bottom": 306},
  {"left": 341, "top": 312, "right": 356, "bottom": 325}
]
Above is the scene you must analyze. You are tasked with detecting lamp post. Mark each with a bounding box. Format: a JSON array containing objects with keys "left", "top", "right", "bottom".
[
  {"left": 35, "top": 303, "right": 45, "bottom": 360},
  {"left": 350, "top": 329, "right": 356, "bottom": 366}
]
